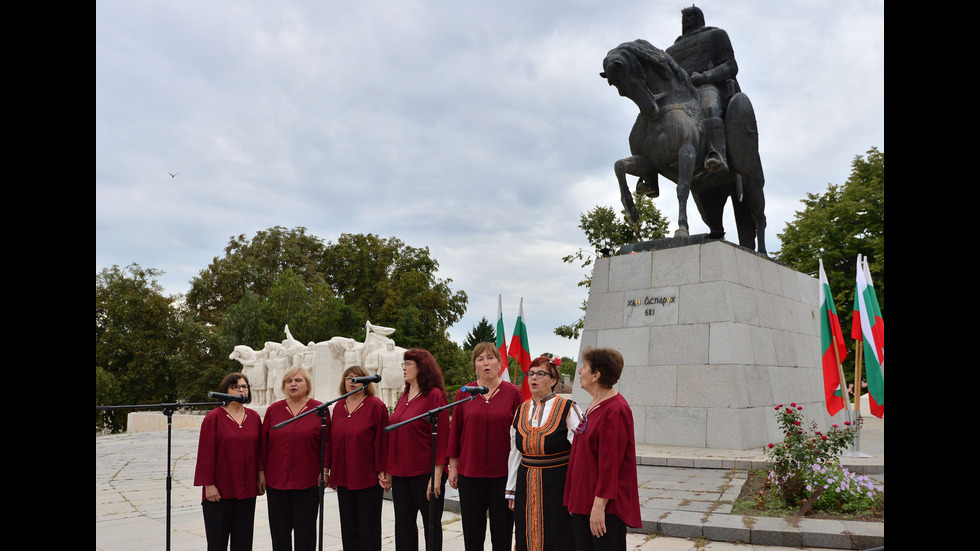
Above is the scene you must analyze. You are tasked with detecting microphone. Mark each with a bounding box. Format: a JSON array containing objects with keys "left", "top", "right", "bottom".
[
  {"left": 351, "top": 374, "right": 381, "bottom": 384},
  {"left": 459, "top": 385, "right": 489, "bottom": 394},
  {"left": 208, "top": 392, "right": 246, "bottom": 403}
]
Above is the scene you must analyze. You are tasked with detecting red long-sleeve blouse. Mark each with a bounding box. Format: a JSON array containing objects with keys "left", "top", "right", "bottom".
[
  {"left": 447, "top": 381, "right": 523, "bottom": 478},
  {"left": 562, "top": 393, "right": 641, "bottom": 528},
  {"left": 194, "top": 406, "right": 262, "bottom": 501},
  {"left": 260, "top": 398, "right": 329, "bottom": 490},
  {"left": 385, "top": 389, "right": 449, "bottom": 477},
  {"left": 329, "top": 395, "right": 389, "bottom": 490}
]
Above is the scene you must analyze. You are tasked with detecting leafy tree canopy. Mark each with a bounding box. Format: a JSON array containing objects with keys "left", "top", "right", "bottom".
[
  {"left": 775, "top": 147, "right": 884, "bottom": 388},
  {"left": 96, "top": 264, "right": 219, "bottom": 432},
  {"left": 776, "top": 147, "right": 884, "bottom": 314},
  {"left": 188, "top": 227, "right": 468, "bottom": 351}
]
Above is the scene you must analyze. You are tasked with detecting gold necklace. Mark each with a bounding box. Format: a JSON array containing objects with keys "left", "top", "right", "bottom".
[
  {"left": 224, "top": 407, "right": 246, "bottom": 428},
  {"left": 345, "top": 396, "right": 366, "bottom": 417},
  {"left": 587, "top": 389, "right": 611, "bottom": 416}
]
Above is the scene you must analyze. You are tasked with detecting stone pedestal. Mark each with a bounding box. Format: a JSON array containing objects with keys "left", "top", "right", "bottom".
[{"left": 572, "top": 239, "right": 846, "bottom": 450}]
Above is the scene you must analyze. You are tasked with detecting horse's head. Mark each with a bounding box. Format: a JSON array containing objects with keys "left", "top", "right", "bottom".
[{"left": 601, "top": 40, "right": 695, "bottom": 116}]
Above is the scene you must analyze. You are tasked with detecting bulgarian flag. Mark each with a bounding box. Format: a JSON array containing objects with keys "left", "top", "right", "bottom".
[
  {"left": 852, "top": 255, "right": 884, "bottom": 418},
  {"left": 495, "top": 295, "right": 511, "bottom": 382},
  {"left": 508, "top": 297, "right": 532, "bottom": 401},
  {"left": 819, "top": 259, "right": 848, "bottom": 416}
]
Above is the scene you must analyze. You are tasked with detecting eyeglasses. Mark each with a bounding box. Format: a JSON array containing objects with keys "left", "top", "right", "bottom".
[
  {"left": 344, "top": 377, "right": 360, "bottom": 382},
  {"left": 401, "top": 361, "right": 416, "bottom": 367},
  {"left": 527, "top": 370, "right": 554, "bottom": 379},
  {"left": 229, "top": 384, "right": 249, "bottom": 391}
]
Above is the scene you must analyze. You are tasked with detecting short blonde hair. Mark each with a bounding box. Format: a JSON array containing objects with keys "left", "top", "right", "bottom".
[{"left": 280, "top": 367, "right": 313, "bottom": 396}]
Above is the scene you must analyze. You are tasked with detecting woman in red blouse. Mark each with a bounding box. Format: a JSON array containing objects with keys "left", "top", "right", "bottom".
[
  {"left": 563, "top": 348, "right": 641, "bottom": 551},
  {"left": 447, "top": 342, "right": 522, "bottom": 551},
  {"left": 329, "top": 365, "right": 388, "bottom": 551},
  {"left": 195, "top": 372, "right": 263, "bottom": 551},
  {"left": 379, "top": 348, "right": 449, "bottom": 551},
  {"left": 259, "top": 367, "right": 328, "bottom": 551}
]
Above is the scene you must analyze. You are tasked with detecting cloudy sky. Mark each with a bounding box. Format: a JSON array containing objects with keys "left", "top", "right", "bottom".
[{"left": 96, "top": 0, "right": 884, "bottom": 361}]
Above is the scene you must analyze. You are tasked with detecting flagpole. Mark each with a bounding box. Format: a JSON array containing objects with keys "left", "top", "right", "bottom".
[
  {"left": 853, "top": 341, "right": 864, "bottom": 414},
  {"left": 832, "top": 340, "right": 852, "bottom": 412}
]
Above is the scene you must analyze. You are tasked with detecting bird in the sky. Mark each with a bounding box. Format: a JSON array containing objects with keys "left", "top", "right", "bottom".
[{"left": 169, "top": 172, "right": 179, "bottom": 178}]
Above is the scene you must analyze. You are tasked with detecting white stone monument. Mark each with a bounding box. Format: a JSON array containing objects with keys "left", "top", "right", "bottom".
[{"left": 232, "top": 322, "right": 407, "bottom": 410}]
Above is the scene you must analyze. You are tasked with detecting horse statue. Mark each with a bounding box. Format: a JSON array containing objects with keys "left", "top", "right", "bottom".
[{"left": 600, "top": 39, "right": 767, "bottom": 253}]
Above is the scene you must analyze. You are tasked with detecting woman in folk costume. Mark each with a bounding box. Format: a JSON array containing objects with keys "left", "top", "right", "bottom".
[{"left": 506, "top": 356, "right": 582, "bottom": 551}]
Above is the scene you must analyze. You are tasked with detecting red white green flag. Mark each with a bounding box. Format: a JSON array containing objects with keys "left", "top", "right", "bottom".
[
  {"left": 819, "top": 259, "right": 848, "bottom": 416},
  {"left": 508, "top": 298, "right": 532, "bottom": 400},
  {"left": 852, "top": 255, "right": 884, "bottom": 418},
  {"left": 495, "top": 294, "right": 510, "bottom": 382}
]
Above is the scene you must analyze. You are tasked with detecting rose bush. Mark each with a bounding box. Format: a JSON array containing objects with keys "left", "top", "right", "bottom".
[{"left": 763, "top": 403, "right": 861, "bottom": 505}]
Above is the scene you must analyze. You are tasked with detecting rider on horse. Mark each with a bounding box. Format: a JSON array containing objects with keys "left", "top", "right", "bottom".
[{"left": 666, "top": 5, "right": 740, "bottom": 175}]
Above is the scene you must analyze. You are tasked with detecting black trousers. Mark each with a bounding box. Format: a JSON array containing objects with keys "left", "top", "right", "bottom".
[
  {"left": 571, "top": 512, "right": 627, "bottom": 551},
  {"left": 336, "top": 485, "right": 384, "bottom": 551},
  {"left": 266, "top": 486, "right": 319, "bottom": 551},
  {"left": 457, "top": 474, "right": 513, "bottom": 551},
  {"left": 202, "top": 497, "right": 256, "bottom": 551},
  {"left": 391, "top": 472, "right": 447, "bottom": 551}
]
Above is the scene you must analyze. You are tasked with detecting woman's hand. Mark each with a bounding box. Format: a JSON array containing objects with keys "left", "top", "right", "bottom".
[
  {"left": 507, "top": 498, "right": 515, "bottom": 511},
  {"left": 447, "top": 458, "right": 459, "bottom": 489},
  {"left": 257, "top": 472, "right": 266, "bottom": 496},
  {"left": 589, "top": 497, "right": 609, "bottom": 538},
  {"left": 378, "top": 471, "right": 391, "bottom": 492},
  {"left": 204, "top": 484, "right": 221, "bottom": 502},
  {"left": 425, "top": 466, "right": 444, "bottom": 500}
]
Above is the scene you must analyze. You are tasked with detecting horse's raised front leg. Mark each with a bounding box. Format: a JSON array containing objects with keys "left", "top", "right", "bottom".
[
  {"left": 674, "top": 142, "right": 697, "bottom": 237},
  {"left": 614, "top": 155, "right": 650, "bottom": 222}
]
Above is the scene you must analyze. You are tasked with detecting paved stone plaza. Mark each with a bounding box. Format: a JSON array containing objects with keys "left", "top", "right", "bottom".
[{"left": 96, "top": 411, "right": 882, "bottom": 550}]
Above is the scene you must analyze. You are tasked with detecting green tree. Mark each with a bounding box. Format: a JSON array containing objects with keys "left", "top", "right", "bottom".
[
  {"left": 775, "top": 147, "right": 884, "bottom": 387},
  {"left": 556, "top": 194, "right": 669, "bottom": 339},
  {"left": 188, "top": 227, "right": 467, "bottom": 367},
  {"left": 463, "top": 316, "right": 496, "bottom": 350},
  {"left": 187, "top": 226, "right": 329, "bottom": 327},
  {"left": 96, "top": 264, "right": 182, "bottom": 432},
  {"left": 322, "top": 233, "right": 468, "bottom": 350}
]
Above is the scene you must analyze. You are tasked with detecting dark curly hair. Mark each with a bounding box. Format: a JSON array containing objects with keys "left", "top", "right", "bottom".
[{"left": 403, "top": 348, "right": 446, "bottom": 396}]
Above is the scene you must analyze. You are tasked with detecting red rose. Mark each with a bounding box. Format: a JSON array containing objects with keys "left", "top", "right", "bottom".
[{"left": 768, "top": 443, "right": 774, "bottom": 448}]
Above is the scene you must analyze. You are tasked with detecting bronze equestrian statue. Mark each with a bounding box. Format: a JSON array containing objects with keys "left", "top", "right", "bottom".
[{"left": 601, "top": 6, "right": 767, "bottom": 253}]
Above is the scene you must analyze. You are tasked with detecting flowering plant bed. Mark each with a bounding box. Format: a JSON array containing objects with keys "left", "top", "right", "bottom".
[
  {"left": 733, "top": 469, "right": 883, "bottom": 522},
  {"left": 736, "top": 403, "right": 884, "bottom": 519}
]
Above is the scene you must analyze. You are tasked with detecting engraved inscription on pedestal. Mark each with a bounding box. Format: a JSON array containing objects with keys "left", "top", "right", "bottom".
[{"left": 624, "top": 287, "right": 679, "bottom": 326}]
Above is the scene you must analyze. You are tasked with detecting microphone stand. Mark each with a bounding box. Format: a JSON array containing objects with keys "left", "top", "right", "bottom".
[
  {"left": 385, "top": 394, "right": 477, "bottom": 551},
  {"left": 274, "top": 385, "right": 369, "bottom": 551},
  {"left": 96, "top": 399, "right": 226, "bottom": 551}
]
